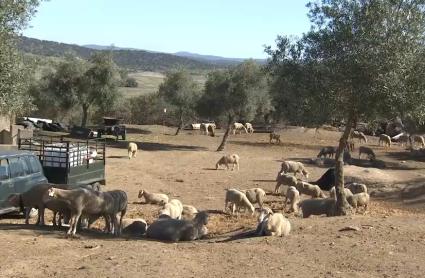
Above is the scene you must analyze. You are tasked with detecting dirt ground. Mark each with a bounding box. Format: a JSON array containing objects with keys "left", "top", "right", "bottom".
[{"left": 1, "top": 125, "right": 425, "bottom": 278}]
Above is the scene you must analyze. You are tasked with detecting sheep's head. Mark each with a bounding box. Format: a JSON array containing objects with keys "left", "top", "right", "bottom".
[
  {"left": 47, "top": 188, "right": 56, "bottom": 197},
  {"left": 194, "top": 211, "right": 209, "bottom": 226},
  {"left": 138, "top": 190, "right": 144, "bottom": 198},
  {"left": 258, "top": 207, "right": 273, "bottom": 223}
]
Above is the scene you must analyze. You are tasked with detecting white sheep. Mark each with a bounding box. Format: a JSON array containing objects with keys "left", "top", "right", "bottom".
[
  {"left": 232, "top": 122, "right": 248, "bottom": 134},
  {"left": 299, "top": 198, "right": 336, "bottom": 218},
  {"left": 257, "top": 207, "right": 291, "bottom": 237},
  {"left": 411, "top": 135, "right": 425, "bottom": 148},
  {"left": 329, "top": 186, "right": 353, "bottom": 199},
  {"left": 280, "top": 161, "right": 309, "bottom": 178},
  {"left": 296, "top": 181, "right": 326, "bottom": 198},
  {"left": 347, "top": 192, "right": 370, "bottom": 213},
  {"left": 182, "top": 205, "right": 199, "bottom": 218},
  {"left": 378, "top": 134, "right": 392, "bottom": 148},
  {"left": 216, "top": 154, "right": 240, "bottom": 171},
  {"left": 284, "top": 186, "right": 300, "bottom": 213},
  {"left": 275, "top": 172, "right": 298, "bottom": 194},
  {"left": 138, "top": 189, "right": 169, "bottom": 205},
  {"left": 239, "top": 188, "right": 266, "bottom": 209},
  {"left": 159, "top": 199, "right": 183, "bottom": 219},
  {"left": 245, "top": 123, "right": 254, "bottom": 134},
  {"left": 128, "top": 142, "right": 138, "bottom": 159},
  {"left": 224, "top": 189, "right": 255, "bottom": 215},
  {"left": 345, "top": 182, "right": 368, "bottom": 194}
]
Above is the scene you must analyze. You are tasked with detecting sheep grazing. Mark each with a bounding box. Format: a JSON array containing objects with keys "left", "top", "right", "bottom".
[
  {"left": 121, "top": 218, "right": 148, "bottom": 236},
  {"left": 396, "top": 134, "right": 410, "bottom": 147},
  {"left": 275, "top": 172, "right": 297, "bottom": 194},
  {"left": 256, "top": 207, "right": 291, "bottom": 237},
  {"left": 239, "top": 188, "right": 266, "bottom": 209},
  {"left": 280, "top": 161, "right": 309, "bottom": 178},
  {"left": 146, "top": 211, "right": 209, "bottom": 242},
  {"left": 216, "top": 154, "right": 240, "bottom": 171},
  {"left": 347, "top": 192, "right": 370, "bottom": 213},
  {"left": 128, "top": 142, "right": 138, "bottom": 159},
  {"left": 410, "top": 135, "right": 425, "bottom": 148},
  {"left": 232, "top": 122, "right": 248, "bottom": 134},
  {"left": 329, "top": 186, "right": 353, "bottom": 199},
  {"left": 378, "top": 134, "right": 392, "bottom": 148},
  {"left": 138, "top": 189, "right": 169, "bottom": 205},
  {"left": 351, "top": 130, "right": 367, "bottom": 143},
  {"left": 284, "top": 186, "right": 300, "bottom": 213},
  {"left": 159, "top": 199, "right": 183, "bottom": 219},
  {"left": 224, "top": 189, "right": 255, "bottom": 215},
  {"left": 345, "top": 140, "right": 355, "bottom": 152},
  {"left": 245, "top": 122, "right": 254, "bottom": 134},
  {"left": 310, "top": 168, "right": 335, "bottom": 191},
  {"left": 269, "top": 132, "right": 281, "bottom": 144},
  {"left": 296, "top": 181, "right": 326, "bottom": 198},
  {"left": 345, "top": 182, "right": 368, "bottom": 194},
  {"left": 299, "top": 198, "right": 336, "bottom": 218},
  {"left": 359, "top": 146, "right": 376, "bottom": 160},
  {"left": 182, "top": 205, "right": 199, "bottom": 218},
  {"left": 317, "top": 146, "right": 336, "bottom": 158}
]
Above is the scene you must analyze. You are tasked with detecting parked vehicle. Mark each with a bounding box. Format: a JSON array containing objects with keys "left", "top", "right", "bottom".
[{"left": 97, "top": 117, "right": 126, "bottom": 140}]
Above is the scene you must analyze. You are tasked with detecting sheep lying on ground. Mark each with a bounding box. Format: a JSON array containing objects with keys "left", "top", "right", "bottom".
[
  {"left": 351, "top": 131, "right": 367, "bottom": 143},
  {"left": 224, "top": 189, "right": 255, "bottom": 215},
  {"left": 411, "top": 135, "right": 425, "bottom": 148},
  {"left": 146, "top": 211, "right": 209, "bottom": 242},
  {"left": 317, "top": 146, "right": 336, "bottom": 158},
  {"left": 296, "top": 181, "right": 326, "bottom": 198},
  {"left": 182, "top": 205, "right": 198, "bottom": 218},
  {"left": 359, "top": 146, "right": 376, "bottom": 160},
  {"left": 284, "top": 186, "right": 300, "bottom": 213},
  {"left": 379, "top": 134, "right": 392, "bottom": 148},
  {"left": 128, "top": 142, "right": 138, "bottom": 159},
  {"left": 299, "top": 198, "right": 335, "bottom": 218},
  {"left": 256, "top": 207, "right": 291, "bottom": 237},
  {"left": 329, "top": 186, "right": 353, "bottom": 199},
  {"left": 347, "top": 193, "right": 370, "bottom": 213},
  {"left": 269, "top": 132, "right": 281, "bottom": 144},
  {"left": 275, "top": 172, "right": 298, "bottom": 194},
  {"left": 245, "top": 122, "right": 254, "bottom": 134},
  {"left": 345, "top": 182, "right": 368, "bottom": 194},
  {"left": 159, "top": 199, "right": 183, "bottom": 219},
  {"left": 310, "top": 168, "right": 335, "bottom": 191},
  {"left": 138, "top": 190, "right": 169, "bottom": 205},
  {"left": 239, "top": 188, "right": 266, "bottom": 209},
  {"left": 121, "top": 218, "right": 148, "bottom": 236},
  {"left": 232, "top": 122, "right": 247, "bottom": 134},
  {"left": 280, "top": 161, "right": 309, "bottom": 178},
  {"left": 216, "top": 154, "right": 240, "bottom": 171}
]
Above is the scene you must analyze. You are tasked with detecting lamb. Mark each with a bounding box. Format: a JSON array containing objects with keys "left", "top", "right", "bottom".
[
  {"left": 284, "top": 186, "right": 300, "bottom": 213},
  {"left": 245, "top": 122, "right": 254, "bottom": 134},
  {"left": 351, "top": 130, "right": 367, "bottom": 143},
  {"left": 216, "top": 154, "right": 240, "bottom": 171},
  {"left": 224, "top": 189, "right": 255, "bottom": 215},
  {"left": 345, "top": 182, "right": 368, "bottom": 194},
  {"left": 239, "top": 187, "right": 266, "bottom": 209},
  {"left": 121, "top": 218, "right": 148, "bottom": 236},
  {"left": 128, "top": 142, "right": 138, "bottom": 159},
  {"left": 182, "top": 205, "right": 199, "bottom": 218},
  {"left": 378, "top": 134, "right": 392, "bottom": 148},
  {"left": 410, "top": 135, "right": 425, "bottom": 148},
  {"left": 347, "top": 192, "right": 370, "bottom": 213},
  {"left": 232, "top": 122, "right": 248, "bottom": 134},
  {"left": 280, "top": 161, "right": 309, "bottom": 178},
  {"left": 159, "top": 199, "right": 183, "bottom": 219},
  {"left": 138, "top": 189, "right": 169, "bottom": 205},
  {"left": 310, "top": 168, "right": 335, "bottom": 191},
  {"left": 299, "top": 198, "right": 336, "bottom": 218},
  {"left": 359, "top": 146, "right": 376, "bottom": 160},
  {"left": 296, "top": 181, "right": 326, "bottom": 198},
  {"left": 269, "top": 132, "right": 281, "bottom": 144},
  {"left": 146, "top": 211, "right": 209, "bottom": 242},
  {"left": 329, "top": 186, "right": 353, "bottom": 199},
  {"left": 256, "top": 207, "right": 291, "bottom": 237},
  {"left": 317, "top": 146, "right": 336, "bottom": 158},
  {"left": 275, "top": 172, "right": 298, "bottom": 194}
]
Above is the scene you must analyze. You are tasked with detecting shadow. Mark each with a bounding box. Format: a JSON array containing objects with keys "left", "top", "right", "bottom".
[
  {"left": 230, "top": 141, "right": 320, "bottom": 151},
  {"left": 125, "top": 127, "right": 152, "bottom": 135},
  {"left": 108, "top": 140, "right": 207, "bottom": 152},
  {"left": 203, "top": 168, "right": 220, "bottom": 171},
  {"left": 370, "top": 178, "right": 425, "bottom": 203},
  {"left": 211, "top": 229, "right": 260, "bottom": 243},
  {"left": 107, "top": 155, "right": 128, "bottom": 159},
  {"left": 387, "top": 150, "right": 425, "bottom": 163},
  {"left": 205, "top": 209, "right": 227, "bottom": 215},
  {"left": 252, "top": 179, "right": 276, "bottom": 183}
]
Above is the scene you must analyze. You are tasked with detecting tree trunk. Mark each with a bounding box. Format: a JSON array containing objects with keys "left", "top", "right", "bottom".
[
  {"left": 81, "top": 104, "right": 89, "bottom": 128},
  {"left": 217, "top": 115, "right": 234, "bottom": 151},
  {"left": 333, "top": 113, "right": 356, "bottom": 216},
  {"left": 175, "top": 112, "right": 183, "bottom": 136}
]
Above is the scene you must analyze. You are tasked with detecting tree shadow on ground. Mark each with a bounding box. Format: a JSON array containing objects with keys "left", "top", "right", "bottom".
[
  {"left": 387, "top": 150, "right": 425, "bottom": 163},
  {"left": 125, "top": 127, "right": 152, "bottom": 135},
  {"left": 107, "top": 140, "right": 207, "bottom": 152},
  {"left": 370, "top": 178, "right": 425, "bottom": 205},
  {"left": 230, "top": 141, "right": 320, "bottom": 151}
]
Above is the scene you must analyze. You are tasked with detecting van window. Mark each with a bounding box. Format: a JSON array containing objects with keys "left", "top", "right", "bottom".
[
  {"left": 26, "top": 156, "right": 42, "bottom": 174},
  {"left": 8, "top": 157, "right": 26, "bottom": 178},
  {"left": 0, "top": 159, "right": 9, "bottom": 180}
]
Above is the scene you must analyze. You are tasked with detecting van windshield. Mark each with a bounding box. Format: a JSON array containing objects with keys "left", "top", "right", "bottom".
[{"left": 0, "top": 159, "right": 9, "bottom": 180}]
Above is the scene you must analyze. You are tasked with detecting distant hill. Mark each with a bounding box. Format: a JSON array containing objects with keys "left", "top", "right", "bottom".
[
  {"left": 17, "top": 36, "right": 219, "bottom": 72},
  {"left": 174, "top": 51, "right": 267, "bottom": 65}
]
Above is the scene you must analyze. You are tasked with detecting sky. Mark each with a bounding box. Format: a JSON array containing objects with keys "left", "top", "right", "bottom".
[{"left": 23, "top": 0, "right": 312, "bottom": 59}]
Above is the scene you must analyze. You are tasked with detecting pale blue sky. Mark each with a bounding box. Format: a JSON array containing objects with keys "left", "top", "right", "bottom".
[{"left": 23, "top": 0, "right": 312, "bottom": 58}]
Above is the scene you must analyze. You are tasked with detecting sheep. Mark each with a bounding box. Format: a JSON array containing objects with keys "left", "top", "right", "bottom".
[
  {"left": 256, "top": 207, "right": 291, "bottom": 237},
  {"left": 200, "top": 123, "right": 208, "bottom": 135},
  {"left": 329, "top": 186, "right": 353, "bottom": 199},
  {"left": 345, "top": 182, "right": 368, "bottom": 194},
  {"left": 121, "top": 218, "right": 148, "bottom": 236},
  {"left": 280, "top": 161, "right": 309, "bottom": 178},
  {"left": 310, "top": 168, "right": 335, "bottom": 191},
  {"left": 275, "top": 172, "right": 298, "bottom": 194},
  {"left": 296, "top": 181, "right": 326, "bottom": 198},
  {"left": 317, "top": 146, "right": 336, "bottom": 158},
  {"left": 182, "top": 205, "right": 199, "bottom": 218},
  {"left": 138, "top": 189, "right": 169, "bottom": 205},
  {"left": 232, "top": 122, "right": 247, "bottom": 134},
  {"left": 216, "top": 154, "right": 240, "bottom": 171},
  {"left": 346, "top": 192, "right": 370, "bottom": 213},
  {"left": 396, "top": 134, "right": 410, "bottom": 147},
  {"left": 104, "top": 190, "right": 128, "bottom": 235},
  {"left": 207, "top": 124, "right": 215, "bottom": 137},
  {"left": 299, "top": 198, "right": 336, "bottom": 218},
  {"left": 351, "top": 130, "right": 367, "bottom": 143},
  {"left": 284, "top": 186, "right": 300, "bottom": 213},
  {"left": 146, "top": 211, "right": 209, "bottom": 242},
  {"left": 378, "top": 134, "right": 392, "bottom": 148},
  {"left": 159, "top": 199, "right": 183, "bottom": 220},
  {"left": 359, "top": 146, "right": 376, "bottom": 160},
  {"left": 239, "top": 188, "right": 266, "bottom": 209},
  {"left": 224, "top": 189, "right": 255, "bottom": 215},
  {"left": 345, "top": 140, "right": 355, "bottom": 152},
  {"left": 128, "top": 142, "right": 138, "bottom": 159},
  {"left": 269, "top": 132, "right": 281, "bottom": 144},
  {"left": 410, "top": 135, "right": 425, "bottom": 148},
  {"left": 245, "top": 122, "right": 254, "bottom": 134}
]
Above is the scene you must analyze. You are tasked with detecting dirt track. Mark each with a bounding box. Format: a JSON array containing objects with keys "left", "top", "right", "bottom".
[{"left": 1, "top": 125, "right": 425, "bottom": 278}]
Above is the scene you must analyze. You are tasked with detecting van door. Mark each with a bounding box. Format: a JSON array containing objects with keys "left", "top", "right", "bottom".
[
  {"left": 8, "top": 157, "right": 27, "bottom": 194},
  {"left": 0, "top": 159, "right": 13, "bottom": 208},
  {"left": 24, "top": 155, "right": 48, "bottom": 185}
]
